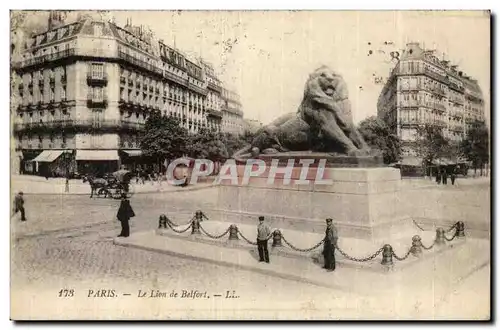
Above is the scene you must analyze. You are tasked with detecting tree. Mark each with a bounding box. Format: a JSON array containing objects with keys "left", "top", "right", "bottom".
[
  {"left": 460, "top": 120, "right": 489, "bottom": 175},
  {"left": 188, "top": 128, "right": 228, "bottom": 162},
  {"left": 221, "top": 132, "right": 251, "bottom": 158},
  {"left": 140, "top": 111, "right": 190, "bottom": 166},
  {"left": 358, "top": 116, "right": 401, "bottom": 164},
  {"left": 414, "top": 123, "right": 449, "bottom": 165}
]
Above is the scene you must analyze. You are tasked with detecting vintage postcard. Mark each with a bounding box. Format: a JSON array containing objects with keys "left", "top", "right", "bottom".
[{"left": 10, "top": 10, "right": 491, "bottom": 320}]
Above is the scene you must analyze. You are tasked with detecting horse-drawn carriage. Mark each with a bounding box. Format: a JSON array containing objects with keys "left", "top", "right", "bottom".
[{"left": 87, "top": 170, "right": 135, "bottom": 199}]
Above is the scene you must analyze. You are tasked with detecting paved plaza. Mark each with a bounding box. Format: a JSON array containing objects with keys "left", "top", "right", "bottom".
[{"left": 10, "top": 176, "right": 491, "bottom": 319}]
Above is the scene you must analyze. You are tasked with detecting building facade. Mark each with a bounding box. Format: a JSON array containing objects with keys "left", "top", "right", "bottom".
[
  {"left": 377, "top": 42, "right": 485, "bottom": 156},
  {"left": 198, "top": 59, "right": 223, "bottom": 132},
  {"left": 12, "top": 13, "right": 234, "bottom": 176},
  {"left": 221, "top": 87, "right": 244, "bottom": 135}
]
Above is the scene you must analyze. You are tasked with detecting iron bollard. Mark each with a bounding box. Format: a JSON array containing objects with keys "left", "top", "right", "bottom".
[
  {"left": 191, "top": 216, "right": 201, "bottom": 235},
  {"left": 410, "top": 235, "right": 423, "bottom": 257},
  {"left": 228, "top": 224, "right": 239, "bottom": 240},
  {"left": 381, "top": 244, "right": 394, "bottom": 267},
  {"left": 272, "top": 230, "right": 282, "bottom": 247},
  {"left": 158, "top": 214, "right": 168, "bottom": 229},
  {"left": 456, "top": 221, "right": 465, "bottom": 238},
  {"left": 435, "top": 227, "right": 446, "bottom": 245},
  {"left": 195, "top": 210, "right": 203, "bottom": 222}
]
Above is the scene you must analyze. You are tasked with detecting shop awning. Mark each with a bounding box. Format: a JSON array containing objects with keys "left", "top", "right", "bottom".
[
  {"left": 31, "top": 150, "right": 65, "bottom": 163},
  {"left": 122, "top": 150, "right": 142, "bottom": 157},
  {"left": 76, "top": 150, "right": 119, "bottom": 161},
  {"left": 398, "top": 156, "right": 423, "bottom": 167},
  {"left": 432, "top": 158, "right": 456, "bottom": 166}
]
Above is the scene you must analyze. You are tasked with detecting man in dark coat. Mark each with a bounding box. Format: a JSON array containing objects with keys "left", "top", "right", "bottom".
[
  {"left": 435, "top": 167, "right": 441, "bottom": 184},
  {"left": 14, "top": 191, "right": 26, "bottom": 221},
  {"left": 450, "top": 167, "right": 456, "bottom": 185},
  {"left": 117, "top": 193, "right": 135, "bottom": 237},
  {"left": 442, "top": 168, "right": 448, "bottom": 185},
  {"left": 323, "top": 218, "right": 338, "bottom": 271}
]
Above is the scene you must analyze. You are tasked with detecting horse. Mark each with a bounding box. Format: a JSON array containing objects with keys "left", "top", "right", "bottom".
[{"left": 86, "top": 176, "right": 109, "bottom": 198}]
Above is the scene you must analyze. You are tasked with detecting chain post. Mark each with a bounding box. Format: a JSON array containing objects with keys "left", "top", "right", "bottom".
[
  {"left": 228, "top": 224, "right": 239, "bottom": 240},
  {"left": 191, "top": 212, "right": 202, "bottom": 235},
  {"left": 456, "top": 221, "right": 465, "bottom": 238},
  {"left": 272, "top": 230, "right": 282, "bottom": 247},
  {"left": 158, "top": 214, "right": 168, "bottom": 229},
  {"left": 435, "top": 227, "right": 446, "bottom": 245},
  {"left": 381, "top": 244, "right": 394, "bottom": 267},
  {"left": 410, "top": 235, "right": 423, "bottom": 257}
]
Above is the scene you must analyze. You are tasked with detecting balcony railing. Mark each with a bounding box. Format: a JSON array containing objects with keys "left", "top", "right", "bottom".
[
  {"left": 450, "top": 97, "right": 464, "bottom": 105},
  {"left": 423, "top": 68, "right": 449, "bottom": 85},
  {"left": 14, "top": 119, "right": 74, "bottom": 131},
  {"left": 207, "top": 81, "right": 222, "bottom": 93},
  {"left": 86, "top": 94, "right": 108, "bottom": 108},
  {"left": 18, "top": 48, "right": 77, "bottom": 69},
  {"left": 87, "top": 72, "right": 108, "bottom": 85},
  {"left": 120, "top": 120, "right": 145, "bottom": 130},
  {"left": 449, "top": 82, "right": 465, "bottom": 93},
  {"left": 428, "top": 85, "right": 446, "bottom": 97},
  {"left": 433, "top": 103, "right": 446, "bottom": 111},
  {"left": 16, "top": 119, "right": 145, "bottom": 131}
]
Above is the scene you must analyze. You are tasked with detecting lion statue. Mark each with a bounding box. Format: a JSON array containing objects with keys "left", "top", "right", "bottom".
[{"left": 233, "top": 66, "right": 371, "bottom": 162}]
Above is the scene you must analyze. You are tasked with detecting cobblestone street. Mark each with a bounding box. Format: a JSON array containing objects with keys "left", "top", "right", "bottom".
[{"left": 10, "top": 179, "right": 491, "bottom": 319}]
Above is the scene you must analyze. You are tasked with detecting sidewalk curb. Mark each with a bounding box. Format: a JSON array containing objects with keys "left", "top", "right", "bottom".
[
  {"left": 13, "top": 220, "right": 113, "bottom": 240},
  {"left": 20, "top": 184, "right": 217, "bottom": 196}
]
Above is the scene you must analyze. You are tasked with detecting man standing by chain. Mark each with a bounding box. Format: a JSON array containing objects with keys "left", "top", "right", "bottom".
[
  {"left": 257, "top": 216, "right": 271, "bottom": 263},
  {"left": 323, "top": 218, "right": 338, "bottom": 271}
]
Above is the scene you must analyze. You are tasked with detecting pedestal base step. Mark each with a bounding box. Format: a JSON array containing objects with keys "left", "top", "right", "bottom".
[{"left": 114, "top": 230, "right": 489, "bottom": 302}]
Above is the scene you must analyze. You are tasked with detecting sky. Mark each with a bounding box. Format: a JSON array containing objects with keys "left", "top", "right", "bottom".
[{"left": 17, "top": 10, "right": 491, "bottom": 125}]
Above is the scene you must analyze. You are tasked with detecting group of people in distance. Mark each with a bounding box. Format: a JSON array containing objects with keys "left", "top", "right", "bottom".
[{"left": 435, "top": 166, "right": 458, "bottom": 185}]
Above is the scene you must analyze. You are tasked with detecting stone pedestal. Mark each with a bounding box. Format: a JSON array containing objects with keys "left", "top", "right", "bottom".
[{"left": 215, "top": 161, "right": 405, "bottom": 240}]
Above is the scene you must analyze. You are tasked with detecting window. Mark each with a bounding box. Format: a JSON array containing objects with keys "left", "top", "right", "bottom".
[
  {"left": 91, "top": 63, "right": 104, "bottom": 78},
  {"left": 61, "top": 85, "right": 66, "bottom": 100},
  {"left": 91, "top": 87, "right": 103, "bottom": 101},
  {"left": 94, "top": 23, "right": 103, "bottom": 36},
  {"left": 92, "top": 109, "right": 103, "bottom": 128}
]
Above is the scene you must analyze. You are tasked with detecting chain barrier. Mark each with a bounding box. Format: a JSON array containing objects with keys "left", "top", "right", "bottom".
[
  {"left": 444, "top": 231, "right": 456, "bottom": 242},
  {"left": 421, "top": 241, "right": 435, "bottom": 250},
  {"left": 199, "top": 224, "right": 231, "bottom": 239},
  {"left": 412, "top": 219, "right": 426, "bottom": 231},
  {"left": 336, "top": 245, "right": 384, "bottom": 262},
  {"left": 392, "top": 248, "right": 412, "bottom": 261},
  {"left": 168, "top": 216, "right": 195, "bottom": 227},
  {"left": 446, "top": 222, "right": 458, "bottom": 233},
  {"left": 167, "top": 221, "right": 193, "bottom": 234},
  {"left": 159, "top": 212, "right": 465, "bottom": 265},
  {"left": 237, "top": 229, "right": 257, "bottom": 245},
  {"left": 281, "top": 235, "right": 324, "bottom": 252}
]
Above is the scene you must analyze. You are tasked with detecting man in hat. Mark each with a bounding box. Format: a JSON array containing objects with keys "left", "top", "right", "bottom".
[
  {"left": 257, "top": 216, "right": 271, "bottom": 263},
  {"left": 323, "top": 218, "right": 338, "bottom": 271},
  {"left": 14, "top": 191, "right": 26, "bottom": 221},
  {"left": 117, "top": 193, "right": 135, "bottom": 237}
]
